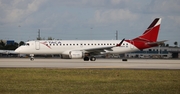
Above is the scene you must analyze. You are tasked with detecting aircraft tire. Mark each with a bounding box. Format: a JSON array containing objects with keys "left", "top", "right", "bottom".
[
  {"left": 84, "top": 56, "right": 89, "bottom": 61},
  {"left": 122, "top": 58, "right": 128, "bottom": 61},
  {"left": 90, "top": 57, "right": 96, "bottom": 61},
  {"left": 30, "top": 58, "right": 34, "bottom": 61}
]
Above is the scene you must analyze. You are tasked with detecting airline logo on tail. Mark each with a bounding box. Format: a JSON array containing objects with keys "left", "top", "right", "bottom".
[
  {"left": 138, "top": 18, "right": 161, "bottom": 42},
  {"left": 126, "top": 18, "right": 165, "bottom": 49},
  {"left": 135, "top": 18, "right": 161, "bottom": 42}
]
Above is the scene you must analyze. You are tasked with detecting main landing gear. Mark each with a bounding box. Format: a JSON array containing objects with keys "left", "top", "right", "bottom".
[
  {"left": 83, "top": 56, "right": 96, "bottom": 61},
  {"left": 122, "top": 58, "right": 128, "bottom": 61},
  {"left": 30, "top": 54, "right": 34, "bottom": 61}
]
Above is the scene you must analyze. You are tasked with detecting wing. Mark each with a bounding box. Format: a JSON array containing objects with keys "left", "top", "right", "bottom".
[
  {"left": 81, "top": 39, "right": 125, "bottom": 54},
  {"left": 83, "top": 46, "right": 114, "bottom": 53}
]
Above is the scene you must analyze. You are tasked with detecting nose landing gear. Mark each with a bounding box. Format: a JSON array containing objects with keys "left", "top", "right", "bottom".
[{"left": 30, "top": 54, "right": 34, "bottom": 61}]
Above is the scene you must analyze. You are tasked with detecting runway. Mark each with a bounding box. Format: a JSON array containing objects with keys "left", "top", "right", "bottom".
[{"left": 0, "top": 58, "right": 180, "bottom": 69}]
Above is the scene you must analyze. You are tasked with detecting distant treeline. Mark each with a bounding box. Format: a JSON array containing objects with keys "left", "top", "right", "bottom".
[{"left": 0, "top": 40, "right": 25, "bottom": 50}]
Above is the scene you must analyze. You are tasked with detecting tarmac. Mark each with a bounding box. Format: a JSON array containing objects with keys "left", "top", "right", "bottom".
[{"left": 0, "top": 58, "right": 180, "bottom": 69}]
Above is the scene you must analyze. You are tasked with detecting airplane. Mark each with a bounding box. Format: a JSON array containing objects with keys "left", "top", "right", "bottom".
[
  {"left": 15, "top": 18, "right": 166, "bottom": 61},
  {"left": 0, "top": 50, "right": 16, "bottom": 55}
]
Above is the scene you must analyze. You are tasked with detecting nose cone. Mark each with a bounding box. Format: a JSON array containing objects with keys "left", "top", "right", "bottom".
[{"left": 15, "top": 47, "right": 21, "bottom": 53}]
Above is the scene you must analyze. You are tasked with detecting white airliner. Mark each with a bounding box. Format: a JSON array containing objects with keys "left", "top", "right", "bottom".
[
  {"left": 15, "top": 18, "right": 166, "bottom": 61},
  {"left": 0, "top": 50, "right": 16, "bottom": 55}
]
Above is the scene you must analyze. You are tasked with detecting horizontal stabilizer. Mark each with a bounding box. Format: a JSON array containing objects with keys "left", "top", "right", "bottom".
[{"left": 147, "top": 40, "right": 168, "bottom": 45}]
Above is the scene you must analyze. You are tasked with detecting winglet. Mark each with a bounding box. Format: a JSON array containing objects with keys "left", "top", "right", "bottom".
[{"left": 116, "top": 38, "right": 125, "bottom": 46}]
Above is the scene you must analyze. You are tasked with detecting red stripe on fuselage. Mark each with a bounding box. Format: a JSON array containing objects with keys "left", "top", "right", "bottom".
[{"left": 125, "top": 40, "right": 158, "bottom": 50}]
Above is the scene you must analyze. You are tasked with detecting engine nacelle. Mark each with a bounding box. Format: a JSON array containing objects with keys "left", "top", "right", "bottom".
[{"left": 69, "top": 51, "right": 83, "bottom": 59}]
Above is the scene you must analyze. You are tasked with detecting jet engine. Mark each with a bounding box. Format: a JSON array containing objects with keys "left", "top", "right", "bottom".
[{"left": 68, "top": 51, "right": 83, "bottom": 59}]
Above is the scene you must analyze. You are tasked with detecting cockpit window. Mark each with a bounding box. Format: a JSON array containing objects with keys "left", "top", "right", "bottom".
[{"left": 25, "top": 43, "right": 30, "bottom": 46}]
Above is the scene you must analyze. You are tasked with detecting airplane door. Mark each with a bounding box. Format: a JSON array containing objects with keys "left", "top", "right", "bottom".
[{"left": 35, "top": 41, "right": 40, "bottom": 50}]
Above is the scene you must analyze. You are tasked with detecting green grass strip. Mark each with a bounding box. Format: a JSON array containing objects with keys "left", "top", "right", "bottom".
[{"left": 0, "top": 68, "right": 179, "bottom": 94}]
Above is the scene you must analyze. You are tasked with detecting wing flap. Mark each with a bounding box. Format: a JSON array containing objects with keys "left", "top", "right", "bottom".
[{"left": 83, "top": 46, "right": 114, "bottom": 52}]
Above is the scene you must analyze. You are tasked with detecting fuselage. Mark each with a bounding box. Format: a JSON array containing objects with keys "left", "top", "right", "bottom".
[{"left": 15, "top": 40, "right": 139, "bottom": 55}]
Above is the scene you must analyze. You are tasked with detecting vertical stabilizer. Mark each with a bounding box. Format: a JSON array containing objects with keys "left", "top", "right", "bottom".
[{"left": 133, "top": 18, "right": 161, "bottom": 42}]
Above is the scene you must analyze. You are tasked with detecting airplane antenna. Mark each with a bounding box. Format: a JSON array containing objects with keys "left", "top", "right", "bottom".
[
  {"left": 116, "top": 30, "right": 118, "bottom": 40},
  {"left": 37, "top": 29, "right": 41, "bottom": 40}
]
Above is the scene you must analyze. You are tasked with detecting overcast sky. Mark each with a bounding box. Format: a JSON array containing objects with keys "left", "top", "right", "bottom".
[{"left": 0, "top": 0, "right": 180, "bottom": 46}]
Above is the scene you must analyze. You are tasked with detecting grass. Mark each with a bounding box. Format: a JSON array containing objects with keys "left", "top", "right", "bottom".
[{"left": 0, "top": 68, "right": 179, "bottom": 94}]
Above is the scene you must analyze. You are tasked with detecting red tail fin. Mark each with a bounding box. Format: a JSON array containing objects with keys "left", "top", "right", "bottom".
[{"left": 133, "top": 18, "right": 161, "bottom": 42}]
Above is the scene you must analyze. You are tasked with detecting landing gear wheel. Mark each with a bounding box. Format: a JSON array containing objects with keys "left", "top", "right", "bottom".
[
  {"left": 30, "top": 58, "right": 34, "bottom": 61},
  {"left": 90, "top": 57, "right": 96, "bottom": 61},
  {"left": 84, "top": 56, "right": 89, "bottom": 61},
  {"left": 30, "top": 54, "right": 34, "bottom": 61},
  {"left": 122, "top": 58, "right": 128, "bottom": 61}
]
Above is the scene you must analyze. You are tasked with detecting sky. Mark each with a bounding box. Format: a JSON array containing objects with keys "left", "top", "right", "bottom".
[{"left": 0, "top": 0, "right": 180, "bottom": 46}]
